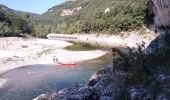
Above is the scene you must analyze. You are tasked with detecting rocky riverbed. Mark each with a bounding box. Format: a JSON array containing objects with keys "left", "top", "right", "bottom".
[{"left": 35, "top": 66, "right": 170, "bottom": 100}]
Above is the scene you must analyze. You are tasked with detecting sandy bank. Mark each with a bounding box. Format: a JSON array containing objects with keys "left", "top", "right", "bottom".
[
  {"left": 0, "top": 31, "right": 157, "bottom": 88},
  {"left": 0, "top": 37, "right": 108, "bottom": 75},
  {"left": 38, "top": 50, "right": 108, "bottom": 64},
  {"left": 48, "top": 31, "right": 158, "bottom": 48}
]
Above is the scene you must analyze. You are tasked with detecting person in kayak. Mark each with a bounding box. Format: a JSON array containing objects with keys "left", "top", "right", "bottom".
[{"left": 53, "top": 56, "right": 75, "bottom": 66}]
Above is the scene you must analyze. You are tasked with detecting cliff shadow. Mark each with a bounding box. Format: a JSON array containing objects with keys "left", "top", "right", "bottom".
[{"left": 144, "top": 0, "right": 157, "bottom": 32}]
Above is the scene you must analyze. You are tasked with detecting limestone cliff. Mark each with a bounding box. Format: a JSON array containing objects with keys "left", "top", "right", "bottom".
[
  {"left": 146, "top": 0, "right": 170, "bottom": 53},
  {"left": 60, "top": 7, "right": 82, "bottom": 16},
  {"left": 151, "top": 0, "right": 170, "bottom": 27}
]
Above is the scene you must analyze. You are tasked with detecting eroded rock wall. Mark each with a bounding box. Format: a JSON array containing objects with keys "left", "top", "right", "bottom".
[
  {"left": 60, "top": 7, "right": 82, "bottom": 16},
  {"left": 151, "top": 0, "right": 170, "bottom": 27}
]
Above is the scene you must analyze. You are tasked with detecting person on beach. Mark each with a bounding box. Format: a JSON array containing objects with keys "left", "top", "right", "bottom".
[
  {"left": 53, "top": 56, "right": 55, "bottom": 62},
  {"left": 53, "top": 56, "right": 58, "bottom": 63}
]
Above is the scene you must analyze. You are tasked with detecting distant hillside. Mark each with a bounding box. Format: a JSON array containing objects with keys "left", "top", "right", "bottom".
[
  {"left": 0, "top": 6, "right": 33, "bottom": 36},
  {"left": 0, "top": 4, "right": 38, "bottom": 18},
  {"left": 33, "top": 0, "right": 148, "bottom": 36}
]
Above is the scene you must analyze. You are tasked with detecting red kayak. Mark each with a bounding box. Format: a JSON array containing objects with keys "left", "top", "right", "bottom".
[{"left": 56, "top": 62, "right": 76, "bottom": 66}]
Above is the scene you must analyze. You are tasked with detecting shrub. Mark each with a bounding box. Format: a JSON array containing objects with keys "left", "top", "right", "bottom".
[
  {"left": 112, "top": 43, "right": 154, "bottom": 85},
  {"left": 0, "top": 8, "right": 32, "bottom": 37},
  {"left": 112, "top": 31, "right": 170, "bottom": 85}
]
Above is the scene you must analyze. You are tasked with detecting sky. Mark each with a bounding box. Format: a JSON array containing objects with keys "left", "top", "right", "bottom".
[{"left": 0, "top": 0, "right": 65, "bottom": 14}]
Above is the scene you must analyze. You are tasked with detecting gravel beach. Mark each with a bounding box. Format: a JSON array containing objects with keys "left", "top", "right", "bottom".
[{"left": 0, "top": 37, "right": 108, "bottom": 75}]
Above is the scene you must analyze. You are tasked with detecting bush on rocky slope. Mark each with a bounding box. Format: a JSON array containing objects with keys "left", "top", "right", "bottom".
[
  {"left": 111, "top": 30, "right": 170, "bottom": 99},
  {"left": 113, "top": 30, "right": 170, "bottom": 85}
]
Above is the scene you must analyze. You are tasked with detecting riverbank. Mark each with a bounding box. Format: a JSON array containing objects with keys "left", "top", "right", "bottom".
[
  {"left": 0, "top": 37, "right": 68, "bottom": 75},
  {"left": 0, "top": 32, "right": 157, "bottom": 88},
  {"left": 0, "top": 37, "right": 108, "bottom": 75},
  {"left": 35, "top": 66, "right": 170, "bottom": 100},
  {"left": 34, "top": 67, "right": 127, "bottom": 100},
  {"left": 0, "top": 31, "right": 158, "bottom": 89},
  {"left": 35, "top": 30, "right": 170, "bottom": 100},
  {"left": 0, "top": 30, "right": 158, "bottom": 75},
  {"left": 48, "top": 30, "right": 158, "bottom": 48}
]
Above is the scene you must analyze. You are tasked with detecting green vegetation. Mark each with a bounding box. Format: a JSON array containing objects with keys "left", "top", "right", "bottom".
[
  {"left": 64, "top": 42, "right": 102, "bottom": 51},
  {"left": 0, "top": 0, "right": 149, "bottom": 37},
  {"left": 0, "top": 6, "right": 32, "bottom": 37},
  {"left": 33, "top": 0, "right": 148, "bottom": 37},
  {"left": 113, "top": 32, "right": 170, "bottom": 85},
  {"left": 37, "top": 48, "right": 53, "bottom": 56},
  {"left": 21, "top": 45, "right": 28, "bottom": 48}
]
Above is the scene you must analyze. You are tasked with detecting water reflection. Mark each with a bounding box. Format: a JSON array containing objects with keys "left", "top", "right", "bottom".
[{"left": 0, "top": 53, "right": 112, "bottom": 100}]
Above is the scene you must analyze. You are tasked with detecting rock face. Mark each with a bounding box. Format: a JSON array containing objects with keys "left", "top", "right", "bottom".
[
  {"left": 146, "top": 0, "right": 170, "bottom": 51},
  {"left": 60, "top": 7, "right": 82, "bottom": 16},
  {"left": 104, "top": 8, "right": 110, "bottom": 13},
  {"left": 146, "top": 29, "right": 170, "bottom": 53},
  {"left": 35, "top": 67, "right": 130, "bottom": 100},
  {"left": 61, "top": 9, "right": 75, "bottom": 16},
  {"left": 0, "top": 78, "right": 7, "bottom": 88},
  {"left": 35, "top": 67, "right": 170, "bottom": 100},
  {"left": 151, "top": 0, "right": 170, "bottom": 27}
]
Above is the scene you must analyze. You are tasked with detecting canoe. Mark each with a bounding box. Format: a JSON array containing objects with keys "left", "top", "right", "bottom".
[{"left": 56, "top": 62, "right": 76, "bottom": 66}]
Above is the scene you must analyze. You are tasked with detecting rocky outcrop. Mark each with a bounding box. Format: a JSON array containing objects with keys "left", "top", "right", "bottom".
[
  {"left": 35, "top": 66, "right": 170, "bottom": 100},
  {"left": 60, "top": 9, "right": 74, "bottom": 16},
  {"left": 60, "top": 7, "right": 82, "bottom": 16},
  {"left": 104, "top": 8, "right": 110, "bottom": 13},
  {"left": 35, "top": 67, "right": 130, "bottom": 100},
  {"left": 146, "top": 0, "right": 170, "bottom": 52},
  {"left": 0, "top": 78, "right": 7, "bottom": 88},
  {"left": 150, "top": 0, "right": 170, "bottom": 27},
  {"left": 146, "top": 29, "right": 170, "bottom": 53}
]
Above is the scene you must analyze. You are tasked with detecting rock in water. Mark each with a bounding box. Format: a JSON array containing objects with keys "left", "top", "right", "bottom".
[{"left": 0, "top": 78, "right": 7, "bottom": 88}]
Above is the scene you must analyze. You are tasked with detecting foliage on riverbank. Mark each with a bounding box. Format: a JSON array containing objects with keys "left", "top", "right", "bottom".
[
  {"left": 0, "top": 0, "right": 149, "bottom": 37},
  {"left": 33, "top": 0, "right": 148, "bottom": 37},
  {"left": 64, "top": 42, "right": 102, "bottom": 51},
  {"left": 0, "top": 7, "right": 32, "bottom": 36},
  {"left": 112, "top": 31, "right": 170, "bottom": 98}
]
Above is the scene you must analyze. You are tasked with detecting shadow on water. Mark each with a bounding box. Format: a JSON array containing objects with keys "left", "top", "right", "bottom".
[{"left": 0, "top": 53, "right": 113, "bottom": 100}]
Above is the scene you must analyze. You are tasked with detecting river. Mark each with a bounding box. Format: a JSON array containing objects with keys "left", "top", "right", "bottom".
[{"left": 0, "top": 52, "right": 113, "bottom": 100}]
